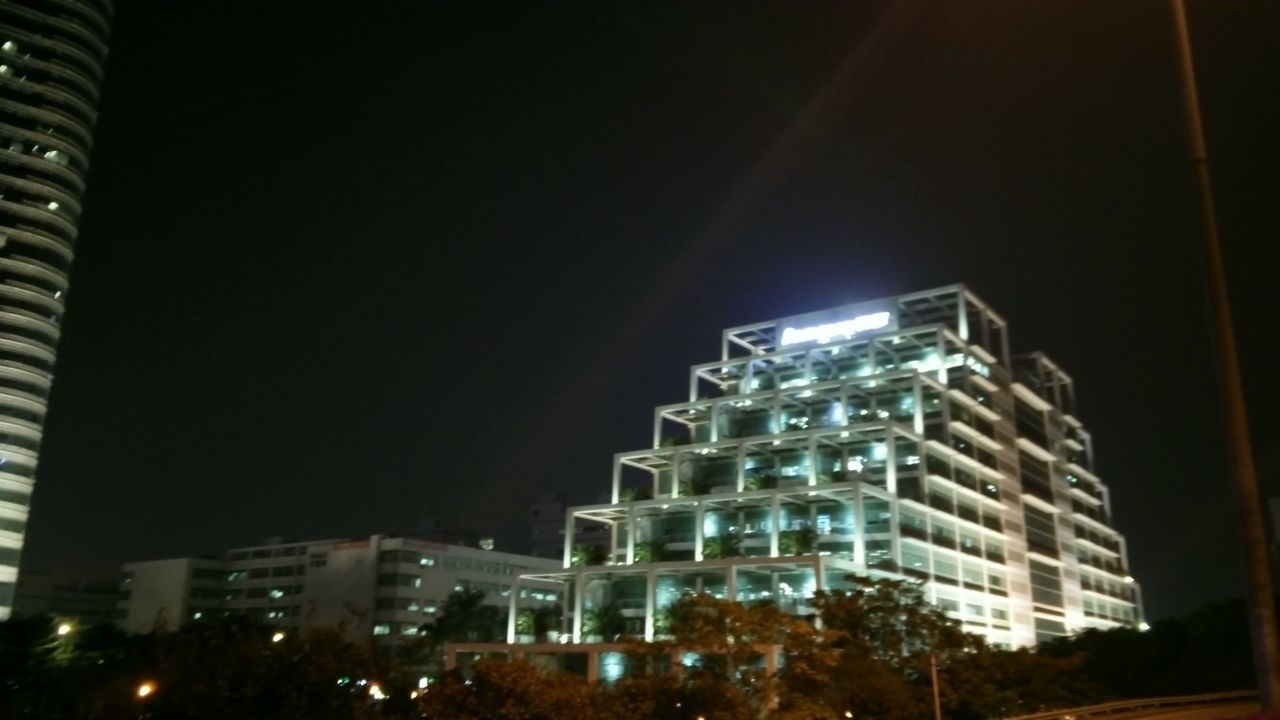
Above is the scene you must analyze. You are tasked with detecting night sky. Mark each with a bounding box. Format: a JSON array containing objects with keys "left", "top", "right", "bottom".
[{"left": 19, "top": 1, "right": 1279, "bottom": 621}]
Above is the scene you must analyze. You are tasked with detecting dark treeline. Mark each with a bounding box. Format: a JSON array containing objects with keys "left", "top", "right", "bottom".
[{"left": 0, "top": 580, "right": 1256, "bottom": 720}]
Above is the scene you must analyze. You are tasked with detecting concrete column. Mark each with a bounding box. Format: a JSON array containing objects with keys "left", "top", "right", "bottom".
[
  {"left": 563, "top": 511, "right": 576, "bottom": 569},
  {"left": 506, "top": 578, "right": 520, "bottom": 644},
  {"left": 654, "top": 411, "right": 663, "bottom": 449},
  {"left": 644, "top": 568, "right": 657, "bottom": 641},
  {"left": 853, "top": 491, "right": 865, "bottom": 565},
  {"left": 736, "top": 444, "right": 747, "bottom": 492},
  {"left": 813, "top": 557, "right": 826, "bottom": 632},
  {"left": 610, "top": 522, "right": 619, "bottom": 564},
  {"left": 770, "top": 494, "right": 781, "bottom": 557},
  {"left": 935, "top": 327, "right": 948, "bottom": 384},
  {"left": 587, "top": 649, "right": 600, "bottom": 683},
  {"left": 807, "top": 434, "right": 818, "bottom": 486},
  {"left": 912, "top": 373, "right": 925, "bottom": 435},
  {"left": 885, "top": 430, "right": 897, "bottom": 494},
  {"left": 727, "top": 564, "right": 737, "bottom": 602},
  {"left": 612, "top": 458, "right": 622, "bottom": 503},
  {"left": 694, "top": 503, "right": 706, "bottom": 561},
  {"left": 710, "top": 402, "right": 720, "bottom": 442},
  {"left": 956, "top": 290, "right": 969, "bottom": 341},
  {"left": 572, "top": 572, "right": 584, "bottom": 643},
  {"left": 672, "top": 449, "right": 682, "bottom": 498},
  {"left": 627, "top": 506, "right": 637, "bottom": 564}
]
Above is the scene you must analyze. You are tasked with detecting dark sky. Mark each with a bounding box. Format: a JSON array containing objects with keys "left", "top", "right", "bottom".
[{"left": 20, "top": 1, "right": 1278, "bottom": 621}]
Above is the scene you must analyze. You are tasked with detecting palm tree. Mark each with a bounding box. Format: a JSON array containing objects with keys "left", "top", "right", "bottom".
[{"left": 422, "top": 589, "right": 503, "bottom": 645}]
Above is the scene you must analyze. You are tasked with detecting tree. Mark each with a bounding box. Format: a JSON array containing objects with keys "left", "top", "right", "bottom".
[
  {"left": 773, "top": 576, "right": 981, "bottom": 720},
  {"left": 422, "top": 590, "right": 504, "bottom": 645},
  {"left": 419, "top": 659, "right": 599, "bottom": 720}
]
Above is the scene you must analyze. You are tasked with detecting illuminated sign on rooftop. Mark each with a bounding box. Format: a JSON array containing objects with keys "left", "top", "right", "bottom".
[{"left": 776, "top": 302, "right": 896, "bottom": 347}]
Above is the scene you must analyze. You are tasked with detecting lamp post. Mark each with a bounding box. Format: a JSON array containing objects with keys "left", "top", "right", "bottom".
[
  {"left": 929, "top": 652, "right": 942, "bottom": 720},
  {"left": 1168, "top": 0, "right": 1280, "bottom": 709}
]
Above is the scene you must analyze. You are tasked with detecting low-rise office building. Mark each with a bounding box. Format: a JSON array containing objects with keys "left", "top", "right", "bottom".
[{"left": 118, "top": 534, "right": 562, "bottom": 652}]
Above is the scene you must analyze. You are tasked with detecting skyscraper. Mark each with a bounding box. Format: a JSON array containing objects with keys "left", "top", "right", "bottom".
[
  {"left": 0, "top": 0, "right": 113, "bottom": 618},
  {"left": 478, "top": 285, "right": 1142, "bottom": 675}
]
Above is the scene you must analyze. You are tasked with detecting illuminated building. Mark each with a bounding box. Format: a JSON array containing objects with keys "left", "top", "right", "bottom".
[
  {"left": 0, "top": 0, "right": 113, "bottom": 618},
  {"left": 454, "top": 285, "right": 1144, "bottom": 678}
]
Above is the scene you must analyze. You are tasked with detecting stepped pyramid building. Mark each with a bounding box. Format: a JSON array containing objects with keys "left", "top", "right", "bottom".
[{"left": 455, "top": 286, "right": 1143, "bottom": 677}]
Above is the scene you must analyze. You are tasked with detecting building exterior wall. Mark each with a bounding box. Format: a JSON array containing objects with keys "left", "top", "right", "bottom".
[
  {"left": 510, "top": 285, "right": 1142, "bottom": 656},
  {"left": 119, "top": 558, "right": 224, "bottom": 634},
  {"left": 0, "top": 0, "right": 113, "bottom": 619}
]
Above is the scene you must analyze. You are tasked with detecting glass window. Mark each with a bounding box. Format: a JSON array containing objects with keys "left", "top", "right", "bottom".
[
  {"left": 1029, "top": 560, "right": 1064, "bottom": 608},
  {"left": 1024, "top": 505, "right": 1058, "bottom": 555},
  {"left": 901, "top": 544, "right": 929, "bottom": 576}
]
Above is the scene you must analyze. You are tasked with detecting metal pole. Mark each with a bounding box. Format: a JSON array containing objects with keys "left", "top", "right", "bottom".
[
  {"left": 1169, "top": 0, "right": 1280, "bottom": 708},
  {"left": 930, "top": 652, "right": 942, "bottom": 720}
]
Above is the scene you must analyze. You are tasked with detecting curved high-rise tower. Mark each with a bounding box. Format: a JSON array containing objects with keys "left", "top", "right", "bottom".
[{"left": 0, "top": 0, "right": 112, "bottom": 618}]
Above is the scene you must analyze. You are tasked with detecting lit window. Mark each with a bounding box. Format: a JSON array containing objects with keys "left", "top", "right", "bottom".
[
  {"left": 372, "top": 623, "right": 391, "bottom": 636},
  {"left": 2, "top": 41, "right": 17, "bottom": 54},
  {"left": 47, "top": 201, "right": 59, "bottom": 211}
]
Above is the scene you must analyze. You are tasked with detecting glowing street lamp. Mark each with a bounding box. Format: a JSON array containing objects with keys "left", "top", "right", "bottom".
[
  {"left": 56, "top": 623, "right": 73, "bottom": 636},
  {"left": 271, "top": 631, "right": 285, "bottom": 643},
  {"left": 136, "top": 681, "right": 155, "bottom": 699}
]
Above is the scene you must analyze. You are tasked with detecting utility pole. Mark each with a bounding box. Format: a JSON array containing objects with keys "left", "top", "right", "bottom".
[{"left": 1169, "top": 0, "right": 1280, "bottom": 708}]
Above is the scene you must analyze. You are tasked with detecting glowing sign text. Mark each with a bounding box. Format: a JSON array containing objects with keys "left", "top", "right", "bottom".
[{"left": 779, "top": 311, "right": 892, "bottom": 347}]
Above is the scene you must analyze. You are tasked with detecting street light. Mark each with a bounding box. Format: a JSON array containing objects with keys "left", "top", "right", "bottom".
[
  {"left": 136, "top": 681, "right": 155, "bottom": 699},
  {"left": 56, "top": 623, "right": 73, "bottom": 636},
  {"left": 271, "top": 631, "right": 285, "bottom": 643}
]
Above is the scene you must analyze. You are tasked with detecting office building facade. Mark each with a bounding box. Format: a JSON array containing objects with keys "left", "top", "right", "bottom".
[
  {"left": 501, "top": 285, "right": 1142, "bottom": 656},
  {"left": 117, "top": 534, "right": 563, "bottom": 652},
  {"left": 0, "top": 0, "right": 113, "bottom": 618}
]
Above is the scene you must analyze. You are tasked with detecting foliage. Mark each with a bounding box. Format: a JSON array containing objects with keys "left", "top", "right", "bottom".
[
  {"left": 777, "top": 527, "right": 817, "bottom": 556},
  {"left": 634, "top": 541, "right": 665, "bottom": 563},
  {"left": 583, "top": 602, "right": 626, "bottom": 640},
  {"left": 0, "top": 592, "right": 1263, "bottom": 719},
  {"left": 572, "top": 543, "right": 610, "bottom": 567},
  {"left": 421, "top": 589, "right": 504, "bottom": 645},
  {"left": 419, "top": 659, "right": 599, "bottom": 720},
  {"left": 701, "top": 534, "right": 740, "bottom": 559}
]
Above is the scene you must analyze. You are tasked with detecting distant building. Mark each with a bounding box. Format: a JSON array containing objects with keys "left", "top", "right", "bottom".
[
  {"left": 12, "top": 571, "right": 117, "bottom": 625},
  {"left": 528, "top": 493, "right": 610, "bottom": 560},
  {"left": 117, "top": 533, "right": 562, "bottom": 653},
  {"left": 0, "top": 0, "right": 115, "bottom": 620}
]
